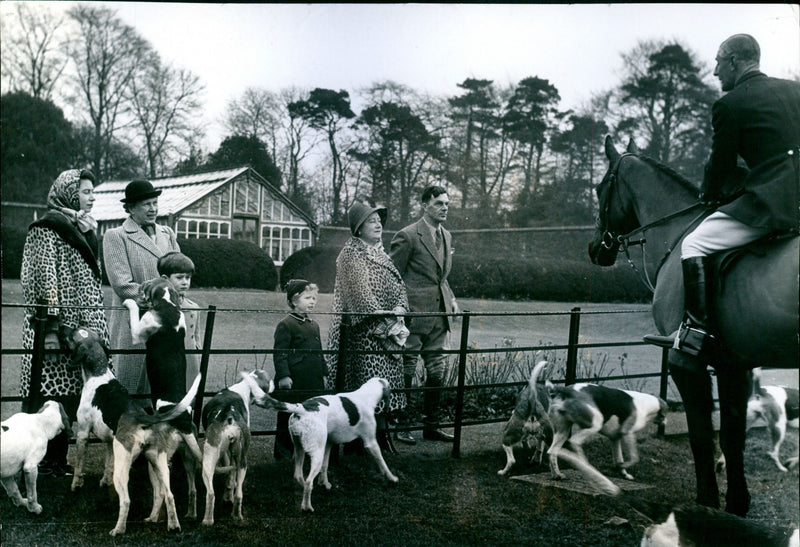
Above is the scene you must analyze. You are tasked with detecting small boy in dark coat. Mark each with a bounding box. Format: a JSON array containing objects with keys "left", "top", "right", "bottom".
[{"left": 272, "top": 279, "right": 327, "bottom": 460}]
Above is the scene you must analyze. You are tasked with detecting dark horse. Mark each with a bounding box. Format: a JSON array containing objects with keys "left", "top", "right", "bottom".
[{"left": 588, "top": 136, "right": 798, "bottom": 515}]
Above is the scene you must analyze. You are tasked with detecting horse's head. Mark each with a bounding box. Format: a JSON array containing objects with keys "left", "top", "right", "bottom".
[{"left": 588, "top": 136, "right": 641, "bottom": 266}]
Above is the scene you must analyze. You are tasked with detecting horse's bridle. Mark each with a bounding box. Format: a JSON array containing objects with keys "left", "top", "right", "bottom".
[{"left": 598, "top": 152, "right": 707, "bottom": 292}]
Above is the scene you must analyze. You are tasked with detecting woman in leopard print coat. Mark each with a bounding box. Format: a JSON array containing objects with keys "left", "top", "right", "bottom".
[
  {"left": 19, "top": 169, "right": 110, "bottom": 475},
  {"left": 326, "top": 203, "right": 409, "bottom": 421}
]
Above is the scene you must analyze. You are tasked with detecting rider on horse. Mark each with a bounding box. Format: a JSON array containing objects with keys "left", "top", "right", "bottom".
[{"left": 644, "top": 34, "right": 800, "bottom": 358}]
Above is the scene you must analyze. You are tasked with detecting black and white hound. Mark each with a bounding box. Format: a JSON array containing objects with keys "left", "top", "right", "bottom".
[
  {"left": 533, "top": 361, "right": 667, "bottom": 481},
  {"left": 261, "top": 377, "right": 399, "bottom": 512},
  {"left": 200, "top": 369, "right": 274, "bottom": 525}
]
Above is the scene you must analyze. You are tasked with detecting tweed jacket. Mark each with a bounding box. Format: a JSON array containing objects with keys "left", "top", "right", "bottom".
[
  {"left": 103, "top": 217, "right": 180, "bottom": 393},
  {"left": 390, "top": 218, "right": 455, "bottom": 333},
  {"left": 704, "top": 71, "right": 800, "bottom": 231}
]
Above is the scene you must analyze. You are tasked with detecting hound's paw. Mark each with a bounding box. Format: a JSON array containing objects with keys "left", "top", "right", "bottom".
[
  {"left": 27, "top": 501, "right": 43, "bottom": 514},
  {"left": 110, "top": 526, "right": 125, "bottom": 536},
  {"left": 12, "top": 496, "right": 27, "bottom": 507},
  {"left": 71, "top": 475, "right": 84, "bottom": 491},
  {"left": 786, "top": 457, "right": 798, "bottom": 471},
  {"left": 321, "top": 480, "right": 332, "bottom": 490},
  {"left": 122, "top": 299, "right": 138, "bottom": 310},
  {"left": 202, "top": 518, "right": 214, "bottom": 526}
]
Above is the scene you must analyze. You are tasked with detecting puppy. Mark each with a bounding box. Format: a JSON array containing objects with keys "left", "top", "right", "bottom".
[
  {"left": 535, "top": 362, "right": 667, "bottom": 481},
  {"left": 717, "top": 368, "right": 799, "bottom": 473},
  {"left": 1, "top": 401, "right": 72, "bottom": 514},
  {"left": 498, "top": 361, "right": 553, "bottom": 476},
  {"left": 263, "top": 377, "right": 399, "bottom": 512},
  {"left": 200, "top": 370, "right": 275, "bottom": 525},
  {"left": 123, "top": 278, "right": 189, "bottom": 408}
]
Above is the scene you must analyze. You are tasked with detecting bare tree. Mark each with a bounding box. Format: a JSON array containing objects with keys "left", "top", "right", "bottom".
[
  {"left": 128, "top": 51, "right": 205, "bottom": 178},
  {"left": 0, "top": 3, "right": 69, "bottom": 100},
  {"left": 67, "top": 4, "right": 149, "bottom": 179}
]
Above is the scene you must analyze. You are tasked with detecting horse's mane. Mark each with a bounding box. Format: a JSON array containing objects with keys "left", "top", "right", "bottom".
[{"left": 636, "top": 154, "right": 701, "bottom": 197}]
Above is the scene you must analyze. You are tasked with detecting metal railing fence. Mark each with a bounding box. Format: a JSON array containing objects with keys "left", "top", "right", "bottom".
[{"left": 2, "top": 303, "right": 670, "bottom": 458}]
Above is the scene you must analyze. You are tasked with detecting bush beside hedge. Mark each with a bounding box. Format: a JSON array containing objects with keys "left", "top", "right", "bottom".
[{"left": 175, "top": 238, "right": 277, "bottom": 290}]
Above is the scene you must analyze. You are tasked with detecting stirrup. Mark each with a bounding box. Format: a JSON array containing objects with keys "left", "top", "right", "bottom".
[{"left": 674, "top": 322, "right": 714, "bottom": 356}]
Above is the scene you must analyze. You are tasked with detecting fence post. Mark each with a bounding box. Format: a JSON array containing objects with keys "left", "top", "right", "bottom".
[
  {"left": 193, "top": 305, "right": 216, "bottom": 429},
  {"left": 24, "top": 306, "right": 49, "bottom": 413},
  {"left": 565, "top": 307, "right": 581, "bottom": 386},
  {"left": 658, "top": 347, "right": 670, "bottom": 437},
  {"left": 451, "top": 311, "right": 470, "bottom": 459}
]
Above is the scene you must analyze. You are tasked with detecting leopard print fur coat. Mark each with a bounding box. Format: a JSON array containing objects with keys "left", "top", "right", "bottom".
[
  {"left": 326, "top": 237, "right": 408, "bottom": 413},
  {"left": 19, "top": 216, "right": 110, "bottom": 398}
]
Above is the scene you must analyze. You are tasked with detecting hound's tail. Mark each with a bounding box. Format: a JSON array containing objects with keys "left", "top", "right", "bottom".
[
  {"left": 140, "top": 372, "right": 202, "bottom": 425},
  {"left": 529, "top": 360, "right": 549, "bottom": 410},
  {"left": 254, "top": 394, "right": 323, "bottom": 416},
  {"left": 751, "top": 367, "right": 765, "bottom": 397}
]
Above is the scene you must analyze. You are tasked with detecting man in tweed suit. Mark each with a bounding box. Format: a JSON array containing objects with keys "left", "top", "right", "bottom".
[
  {"left": 103, "top": 180, "right": 180, "bottom": 396},
  {"left": 390, "top": 185, "right": 459, "bottom": 443}
]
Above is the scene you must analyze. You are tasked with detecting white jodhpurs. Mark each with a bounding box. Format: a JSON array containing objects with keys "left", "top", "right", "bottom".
[{"left": 681, "top": 211, "right": 772, "bottom": 259}]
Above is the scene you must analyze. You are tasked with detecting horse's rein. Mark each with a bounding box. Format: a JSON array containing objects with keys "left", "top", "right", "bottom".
[
  {"left": 619, "top": 204, "right": 707, "bottom": 293},
  {"left": 601, "top": 153, "right": 707, "bottom": 293}
]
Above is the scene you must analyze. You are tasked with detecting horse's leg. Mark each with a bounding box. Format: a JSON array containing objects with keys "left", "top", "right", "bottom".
[
  {"left": 715, "top": 364, "right": 751, "bottom": 517},
  {"left": 670, "top": 364, "right": 720, "bottom": 509}
]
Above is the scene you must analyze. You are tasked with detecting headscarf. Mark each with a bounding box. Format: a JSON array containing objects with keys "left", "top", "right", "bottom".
[{"left": 47, "top": 169, "right": 98, "bottom": 233}]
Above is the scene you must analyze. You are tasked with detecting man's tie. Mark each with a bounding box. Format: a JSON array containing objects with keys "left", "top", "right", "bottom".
[{"left": 435, "top": 228, "right": 442, "bottom": 251}]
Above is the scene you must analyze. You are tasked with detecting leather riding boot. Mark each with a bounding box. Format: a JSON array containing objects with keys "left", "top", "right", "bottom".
[
  {"left": 670, "top": 365, "right": 720, "bottom": 509},
  {"left": 643, "top": 257, "right": 714, "bottom": 355},
  {"left": 717, "top": 365, "right": 751, "bottom": 517}
]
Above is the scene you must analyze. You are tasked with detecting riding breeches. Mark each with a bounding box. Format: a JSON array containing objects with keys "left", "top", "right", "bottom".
[{"left": 681, "top": 211, "right": 772, "bottom": 259}]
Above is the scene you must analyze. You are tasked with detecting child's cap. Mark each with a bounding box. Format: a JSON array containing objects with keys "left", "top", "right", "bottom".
[{"left": 285, "top": 279, "right": 315, "bottom": 303}]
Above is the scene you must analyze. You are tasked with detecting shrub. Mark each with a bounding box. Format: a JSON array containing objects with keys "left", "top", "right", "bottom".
[
  {"left": 279, "top": 245, "right": 340, "bottom": 292},
  {"left": 449, "top": 252, "right": 651, "bottom": 303},
  {"left": 1, "top": 226, "right": 27, "bottom": 279},
  {"left": 175, "top": 238, "right": 277, "bottom": 290}
]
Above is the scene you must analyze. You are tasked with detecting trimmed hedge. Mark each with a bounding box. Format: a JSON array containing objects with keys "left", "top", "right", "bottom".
[
  {"left": 1, "top": 226, "right": 27, "bottom": 279},
  {"left": 279, "top": 243, "right": 651, "bottom": 303},
  {"left": 3, "top": 229, "right": 277, "bottom": 291},
  {"left": 176, "top": 238, "right": 277, "bottom": 290}
]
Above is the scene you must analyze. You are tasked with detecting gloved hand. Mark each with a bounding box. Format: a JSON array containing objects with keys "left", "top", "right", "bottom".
[{"left": 278, "top": 377, "right": 293, "bottom": 390}]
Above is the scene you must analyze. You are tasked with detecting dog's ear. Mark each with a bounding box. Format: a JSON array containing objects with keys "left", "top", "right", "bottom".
[{"left": 58, "top": 323, "right": 77, "bottom": 351}]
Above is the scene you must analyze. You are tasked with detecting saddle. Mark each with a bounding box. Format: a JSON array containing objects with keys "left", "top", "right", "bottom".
[{"left": 713, "top": 231, "right": 798, "bottom": 291}]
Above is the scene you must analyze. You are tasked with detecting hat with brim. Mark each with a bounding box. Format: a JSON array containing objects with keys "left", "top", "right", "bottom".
[
  {"left": 121, "top": 179, "right": 162, "bottom": 204},
  {"left": 348, "top": 202, "right": 387, "bottom": 236}
]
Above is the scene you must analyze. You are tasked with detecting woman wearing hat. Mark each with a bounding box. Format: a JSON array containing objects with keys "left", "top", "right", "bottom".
[
  {"left": 20, "top": 169, "right": 110, "bottom": 476},
  {"left": 326, "top": 201, "right": 410, "bottom": 453},
  {"left": 103, "top": 179, "right": 180, "bottom": 395}
]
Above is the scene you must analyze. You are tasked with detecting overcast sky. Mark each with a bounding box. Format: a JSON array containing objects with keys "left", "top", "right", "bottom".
[{"left": 9, "top": 3, "right": 800, "bottom": 151}]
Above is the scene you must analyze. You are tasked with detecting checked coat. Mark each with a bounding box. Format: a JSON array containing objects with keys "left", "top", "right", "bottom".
[{"left": 103, "top": 217, "right": 180, "bottom": 394}]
